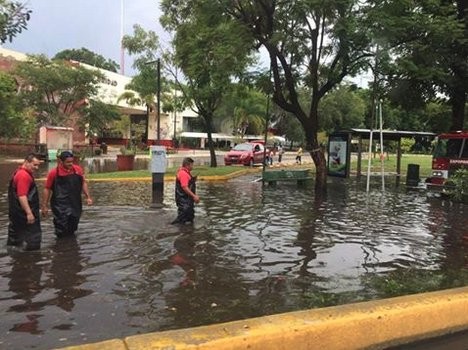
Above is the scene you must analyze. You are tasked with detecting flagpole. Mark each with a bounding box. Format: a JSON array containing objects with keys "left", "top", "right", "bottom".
[{"left": 120, "top": 0, "right": 125, "bottom": 75}]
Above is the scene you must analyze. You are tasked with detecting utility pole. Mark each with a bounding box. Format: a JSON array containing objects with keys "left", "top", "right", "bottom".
[
  {"left": 120, "top": 0, "right": 125, "bottom": 75},
  {"left": 173, "top": 68, "right": 178, "bottom": 142},
  {"left": 157, "top": 58, "right": 161, "bottom": 142},
  {"left": 144, "top": 59, "right": 161, "bottom": 143}
]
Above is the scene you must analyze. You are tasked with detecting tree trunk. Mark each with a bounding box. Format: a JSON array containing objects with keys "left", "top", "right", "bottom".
[
  {"left": 204, "top": 113, "right": 218, "bottom": 167},
  {"left": 304, "top": 114, "right": 327, "bottom": 193},
  {"left": 310, "top": 148, "right": 327, "bottom": 192},
  {"left": 206, "top": 132, "right": 218, "bottom": 167}
]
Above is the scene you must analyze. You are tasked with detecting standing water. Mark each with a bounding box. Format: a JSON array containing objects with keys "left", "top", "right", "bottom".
[{"left": 0, "top": 162, "right": 467, "bottom": 349}]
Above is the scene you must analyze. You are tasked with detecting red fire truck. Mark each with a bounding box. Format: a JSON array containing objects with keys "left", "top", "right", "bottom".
[{"left": 426, "top": 130, "right": 468, "bottom": 186}]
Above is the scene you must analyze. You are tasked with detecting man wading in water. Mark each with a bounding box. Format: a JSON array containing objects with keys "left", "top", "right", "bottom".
[
  {"left": 42, "top": 151, "right": 93, "bottom": 237},
  {"left": 7, "top": 153, "right": 42, "bottom": 251},
  {"left": 171, "top": 157, "right": 200, "bottom": 225}
]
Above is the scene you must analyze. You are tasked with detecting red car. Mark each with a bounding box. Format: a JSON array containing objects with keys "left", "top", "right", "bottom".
[{"left": 224, "top": 142, "right": 272, "bottom": 166}]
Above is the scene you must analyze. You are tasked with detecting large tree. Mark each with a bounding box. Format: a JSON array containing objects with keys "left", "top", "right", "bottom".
[
  {"left": 224, "top": 0, "right": 373, "bottom": 190},
  {"left": 161, "top": 0, "right": 253, "bottom": 166},
  {"left": 0, "top": 0, "right": 31, "bottom": 43},
  {"left": 14, "top": 54, "right": 103, "bottom": 126},
  {"left": 54, "top": 48, "right": 120, "bottom": 73},
  {"left": 370, "top": 0, "right": 467, "bottom": 131}
]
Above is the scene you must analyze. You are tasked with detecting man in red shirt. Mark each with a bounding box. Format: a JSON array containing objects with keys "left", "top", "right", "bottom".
[
  {"left": 42, "top": 151, "right": 93, "bottom": 237},
  {"left": 171, "top": 157, "right": 200, "bottom": 224},
  {"left": 7, "top": 153, "right": 42, "bottom": 250}
]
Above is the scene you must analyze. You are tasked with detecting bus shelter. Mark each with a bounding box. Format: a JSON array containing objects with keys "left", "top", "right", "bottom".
[{"left": 328, "top": 129, "right": 436, "bottom": 181}]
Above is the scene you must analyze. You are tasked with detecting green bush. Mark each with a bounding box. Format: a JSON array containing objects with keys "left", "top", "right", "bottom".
[
  {"left": 445, "top": 169, "right": 468, "bottom": 203},
  {"left": 400, "top": 138, "right": 415, "bottom": 154}
]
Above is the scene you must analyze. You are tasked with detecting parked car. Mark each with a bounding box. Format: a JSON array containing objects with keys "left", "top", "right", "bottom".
[{"left": 224, "top": 142, "right": 272, "bottom": 166}]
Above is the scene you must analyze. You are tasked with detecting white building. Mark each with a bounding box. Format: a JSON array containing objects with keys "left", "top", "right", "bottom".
[
  {"left": 0, "top": 47, "right": 199, "bottom": 145},
  {"left": 72, "top": 62, "right": 199, "bottom": 144}
]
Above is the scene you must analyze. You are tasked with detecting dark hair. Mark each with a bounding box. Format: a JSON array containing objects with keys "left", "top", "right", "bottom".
[
  {"left": 59, "top": 150, "right": 74, "bottom": 161},
  {"left": 24, "top": 153, "right": 38, "bottom": 162},
  {"left": 182, "top": 157, "right": 194, "bottom": 167}
]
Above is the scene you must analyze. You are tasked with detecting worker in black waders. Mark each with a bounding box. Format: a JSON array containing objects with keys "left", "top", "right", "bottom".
[
  {"left": 42, "top": 151, "right": 93, "bottom": 237},
  {"left": 7, "top": 153, "right": 42, "bottom": 251},
  {"left": 171, "top": 157, "right": 200, "bottom": 225}
]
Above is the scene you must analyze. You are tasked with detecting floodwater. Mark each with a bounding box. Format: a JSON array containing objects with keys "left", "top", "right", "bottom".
[{"left": 0, "top": 161, "right": 467, "bottom": 349}]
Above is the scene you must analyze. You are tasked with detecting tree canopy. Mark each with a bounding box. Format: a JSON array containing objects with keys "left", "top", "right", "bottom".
[
  {"left": 81, "top": 99, "right": 121, "bottom": 138},
  {"left": 54, "top": 48, "right": 120, "bottom": 73},
  {"left": 0, "top": 0, "right": 31, "bottom": 43},
  {"left": 368, "top": 0, "right": 467, "bottom": 130},
  {"left": 14, "top": 55, "right": 104, "bottom": 126},
  {"left": 218, "top": 84, "right": 268, "bottom": 138},
  {"left": 319, "top": 85, "right": 366, "bottom": 134},
  {"left": 0, "top": 71, "right": 34, "bottom": 139}
]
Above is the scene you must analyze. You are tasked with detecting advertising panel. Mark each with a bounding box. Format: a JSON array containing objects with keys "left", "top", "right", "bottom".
[{"left": 328, "top": 133, "right": 349, "bottom": 177}]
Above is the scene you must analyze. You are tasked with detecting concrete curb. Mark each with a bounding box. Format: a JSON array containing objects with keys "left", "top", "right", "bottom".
[
  {"left": 80, "top": 167, "right": 263, "bottom": 183},
  {"left": 44, "top": 165, "right": 309, "bottom": 183},
  {"left": 58, "top": 286, "right": 468, "bottom": 350}
]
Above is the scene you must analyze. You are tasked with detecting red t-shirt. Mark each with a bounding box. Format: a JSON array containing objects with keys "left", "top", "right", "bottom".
[
  {"left": 13, "top": 167, "right": 34, "bottom": 197},
  {"left": 176, "top": 167, "right": 192, "bottom": 188},
  {"left": 45, "top": 164, "right": 85, "bottom": 189}
]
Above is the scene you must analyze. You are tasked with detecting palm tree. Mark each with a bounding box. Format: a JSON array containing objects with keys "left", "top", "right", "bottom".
[{"left": 221, "top": 87, "right": 268, "bottom": 138}]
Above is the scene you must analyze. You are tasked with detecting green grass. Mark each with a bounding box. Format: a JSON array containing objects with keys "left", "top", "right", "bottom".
[
  {"left": 85, "top": 154, "right": 433, "bottom": 180},
  {"left": 351, "top": 154, "right": 432, "bottom": 177},
  {"left": 87, "top": 165, "right": 255, "bottom": 179}
]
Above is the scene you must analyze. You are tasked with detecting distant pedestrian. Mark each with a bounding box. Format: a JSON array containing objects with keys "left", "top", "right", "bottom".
[
  {"left": 42, "top": 151, "right": 93, "bottom": 238},
  {"left": 7, "top": 153, "right": 42, "bottom": 251},
  {"left": 172, "top": 157, "right": 200, "bottom": 225},
  {"left": 296, "top": 146, "right": 303, "bottom": 164},
  {"left": 277, "top": 144, "right": 284, "bottom": 163}
]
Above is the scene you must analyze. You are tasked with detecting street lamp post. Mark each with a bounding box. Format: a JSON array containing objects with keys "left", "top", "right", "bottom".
[
  {"left": 173, "top": 108, "right": 177, "bottom": 141},
  {"left": 173, "top": 68, "right": 178, "bottom": 145},
  {"left": 144, "top": 58, "right": 161, "bottom": 143},
  {"left": 156, "top": 58, "right": 161, "bottom": 142},
  {"left": 145, "top": 58, "right": 164, "bottom": 208}
]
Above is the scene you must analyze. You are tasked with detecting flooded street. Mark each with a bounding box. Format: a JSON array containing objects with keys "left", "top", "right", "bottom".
[{"left": 0, "top": 161, "right": 467, "bottom": 349}]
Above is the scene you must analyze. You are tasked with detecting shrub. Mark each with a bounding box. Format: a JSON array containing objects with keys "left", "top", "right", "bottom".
[
  {"left": 400, "top": 138, "right": 415, "bottom": 154},
  {"left": 445, "top": 169, "right": 468, "bottom": 203}
]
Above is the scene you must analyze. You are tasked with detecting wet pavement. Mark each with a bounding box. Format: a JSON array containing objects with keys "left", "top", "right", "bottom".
[{"left": 0, "top": 159, "right": 467, "bottom": 349}]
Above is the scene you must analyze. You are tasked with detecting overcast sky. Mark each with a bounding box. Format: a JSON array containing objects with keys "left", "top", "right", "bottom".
[
  {"left": 3, "top": 0, "right": 369, "bottom": 86},
  {"left": 3, "top": 0, "right": 167, "bottom": 76}
]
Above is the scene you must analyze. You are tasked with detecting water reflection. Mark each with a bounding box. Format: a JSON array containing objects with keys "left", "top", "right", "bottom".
[
  {"left": 0, "top": 166, "right": 467, "bottom": 349},
  {"left": 48, "top": 237, "right": 91, "bottom": 313},
  {"left": 169, "top": 234, "right": 197, "bottom": 288},
  {"left": 295, "top": 199, "right": 321, "bottom": 277},
  {"left": 7, "top": 251, "right": 45, "bottom": 334}
]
